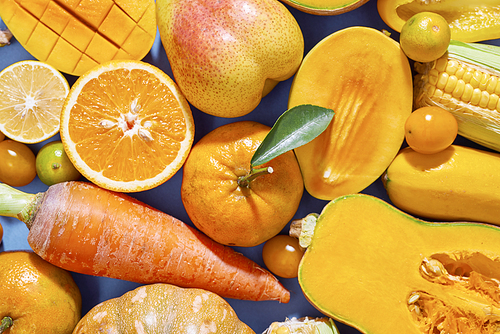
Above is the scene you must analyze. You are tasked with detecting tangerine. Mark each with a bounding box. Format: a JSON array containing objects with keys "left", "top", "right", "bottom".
[
  {"left": 0, "top": 250, "right": 81, "bottom": 333},
  {"left": 181, "top": 121, "right": 304, "bottom": 247}
]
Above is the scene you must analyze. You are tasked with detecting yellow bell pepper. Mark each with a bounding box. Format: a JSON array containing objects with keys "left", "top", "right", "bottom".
[{"left": 377, "top": 0, "right": 500, "bottom": 43}]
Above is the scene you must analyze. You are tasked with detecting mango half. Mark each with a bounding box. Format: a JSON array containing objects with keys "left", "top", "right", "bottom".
[
  {"left": 0, "top": 0, "right": 156, "bottom": 76},
  {"left": 288, "top": 26, "right": 412, "bottom": 200},
  {"left": 296, "top": 194, "right": 500, "bottom": 333}
]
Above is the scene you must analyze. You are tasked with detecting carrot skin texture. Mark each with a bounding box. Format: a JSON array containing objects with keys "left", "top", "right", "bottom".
[{"left": 26, "top": 181, "right": 290, "bottom": 303}]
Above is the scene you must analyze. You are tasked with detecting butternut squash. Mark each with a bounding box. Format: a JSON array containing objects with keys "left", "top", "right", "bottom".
[
  {"left": 293, "top": 194, "right": 500, "bottom": 333},
  {"left": 383, "top": 145, "right": 500, "bottom": 225},
  {"left": 288, "top": 26, "right": 413, "bottom": 200},
  {"left": 72, "top": 283, "right": 255, "bottom": 334}
]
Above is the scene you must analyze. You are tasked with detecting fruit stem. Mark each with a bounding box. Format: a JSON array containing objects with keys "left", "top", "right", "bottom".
[
  {"left": 237, "top": 166, "right": 273, "bottom": 188},
  {"left": 0, "top": 316, "right": 13, "bottom": 333}
]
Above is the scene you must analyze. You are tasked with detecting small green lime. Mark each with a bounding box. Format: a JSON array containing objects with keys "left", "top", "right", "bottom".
[{"left": 36, "top": 141, "right": 81, "bottom": 186}]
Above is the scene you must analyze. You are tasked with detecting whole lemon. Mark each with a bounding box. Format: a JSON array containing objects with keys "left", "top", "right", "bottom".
[
  {"left": 36, "top": 141, "right": 81, "bottom": 186},
  {"left": 0, "top": 250, "right": 82, "bottom": 333},
  {"left": 400, "top": 12, "right": 451, "bottom": 63},
  {"left": 181, "top": 121, "right": 304, "bottom": 247}
]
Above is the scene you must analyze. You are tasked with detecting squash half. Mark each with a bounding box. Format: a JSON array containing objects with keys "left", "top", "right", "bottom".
[
  {"left": 297, "top": 194, "right": 500, "bottom": 333},
  {"left": 288, "top": 26, "right": 412, "bottom": 200}
]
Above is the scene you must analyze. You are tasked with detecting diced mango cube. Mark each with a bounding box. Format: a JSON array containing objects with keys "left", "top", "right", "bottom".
[
  {"left": 61, "top": 17, "right": 94, "bottom": 52},
  {"left": 121, "top": 25, "right": 154, "bottom": 59},
  {"left": 113, "top": 0, "right": 149, "bottom": 22},
  {"left": 40, "top": 1, "right": 70, "bottom": 34},
  {"left": 98, "top": 4, "right": 135, "bottom": 45},
  {"left": 4, "top": 5, "right": 38, "bottom": 44},
  {"left": 46, "top": 37, "right": 81, "bottom": 74},
  {"left": 86, "top": 33, "right": 118, "bottom": 63},
  {"left": 16, "top": 0, "right": 49, "bottom": 18},
  {"left": 73, "top": 54, "right": 99, "bottom": 76},
  {"left": 24, "top": 22, "right": 59, "bottom": 60},
  {"left": 74, "top": 0, "right": 114, "bottom": 29}
]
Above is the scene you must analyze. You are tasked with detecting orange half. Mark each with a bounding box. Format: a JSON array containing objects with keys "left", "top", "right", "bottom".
[{"left": 60, "top": 60, "right": 194, "bottom": 192}]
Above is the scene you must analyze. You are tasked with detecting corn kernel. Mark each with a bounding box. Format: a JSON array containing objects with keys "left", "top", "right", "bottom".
[
  {"left": 437, "top": 72, "right": 449, "bottom": 90},
  {"left": 462, "top": 68, "right": 474, "bottom": 83},
  {"left": 441, "top": 92, "right": 453, "bottom": 105},
  {"left": 276, "top": 327, "right": 290, "bottom": 334},
  {"left": 444, "top": 75, "right": 458, "bottom": 93},
  {"left": 479, "top": 73, "right": 491, "bottom": 91},
  {"left": 454, "top": 65, "right": 466, "bottom": 79},
  {"left": 435, "top": 56, "right": 448, "bottom": 72},
  {"left": 470, "top": 88, "right": 482, "bottom": 105},
  {"left": 462, "top": 84, "right": 474, "bottom": 102},
  {"left": 428, "top": 68, "right": 439, "bottom": 86},
  {"left": 488, "top": 94, "right": 499, "bottom": 110},
  {"left": 452, "top": 79, "right": 465, "bottom": 98},
  {"left": 479, "top": 91, "right": 490, "bottom": 108},
  {"left": 470, "top": 70, "right": 483, "bottom": 89},
  {"left": 433, "top": 88, "right": 444, "bottom": 99},
  {"left": 445, "top": 59, "right": 460, "bottom": 75},
  {"left": 495, "top": 80, "right": 500, "bottom": 96},
  {"left": 486, "top": 76, "right": 498, "bottom": 94},
  {"left": 496, "top": 97, "right": 500, "bottom": 112}
]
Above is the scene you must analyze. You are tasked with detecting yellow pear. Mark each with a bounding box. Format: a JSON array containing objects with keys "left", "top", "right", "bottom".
[{"left": 156, "top": 0, "right": 304, "bottom": 118}]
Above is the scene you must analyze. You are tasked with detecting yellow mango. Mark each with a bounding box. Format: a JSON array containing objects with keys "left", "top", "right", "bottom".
[
  {"left": 0, "top": 0, "right": 156, "bottom": 76},
  {"left": 288, "top": 27, "right": 412, "bottom": 200}
]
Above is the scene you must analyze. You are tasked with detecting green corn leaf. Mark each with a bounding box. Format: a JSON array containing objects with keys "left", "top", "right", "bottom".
[
  {"left": 251, "top": 104, "right": 334, "bottom": 167},
  {"left": 448, "top": 40, "right": 500, "bottom": 72}
]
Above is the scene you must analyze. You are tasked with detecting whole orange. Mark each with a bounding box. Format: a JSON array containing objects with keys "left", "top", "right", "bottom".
[
  {"left": 0, "top": 251, "right": 82, "bottom": 333},
  {"left": 181, "top": 121, "right": 304, "bottom": 247}
]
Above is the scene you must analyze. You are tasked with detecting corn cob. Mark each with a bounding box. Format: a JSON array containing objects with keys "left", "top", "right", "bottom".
[{"left": 414, "top": 40, "right": 500, "bottom": 152}]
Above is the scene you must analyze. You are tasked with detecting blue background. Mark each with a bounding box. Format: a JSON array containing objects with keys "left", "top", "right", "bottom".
[{"left": 1, "top": 1, "right": 500, "bottom": 333}]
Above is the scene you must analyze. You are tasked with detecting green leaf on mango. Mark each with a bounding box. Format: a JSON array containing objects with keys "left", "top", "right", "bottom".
[{"left": 251, "top": 104, "right": 335, "bottom": 167}]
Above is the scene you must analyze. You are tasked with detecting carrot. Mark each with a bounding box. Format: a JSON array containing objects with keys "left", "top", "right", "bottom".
[{"left": 0, "top": 181, "right": 290, "bottom": 303}]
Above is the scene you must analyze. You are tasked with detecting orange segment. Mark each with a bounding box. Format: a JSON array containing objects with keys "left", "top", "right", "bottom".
[
  {"left": 0, "top": 60, "right": 69, "bottom": 144},
  {"left": 60, "top": 60, "right": 195, "bottom": 193}
]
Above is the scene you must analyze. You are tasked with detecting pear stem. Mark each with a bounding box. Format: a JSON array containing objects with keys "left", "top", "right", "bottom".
[
  {"left": 237, "top": 166, "right": 273, "bottom": 188},
  {"left": 0, "top": 316, "right": 13, "bottom": 333}
]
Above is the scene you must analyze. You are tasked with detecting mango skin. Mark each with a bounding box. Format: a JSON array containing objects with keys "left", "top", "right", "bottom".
[
  {"left": 383, "top": 145, "right": 500, "bottom": 225},
  {"left": 156, "top": 0, "right": 304, "bottom": 118}
]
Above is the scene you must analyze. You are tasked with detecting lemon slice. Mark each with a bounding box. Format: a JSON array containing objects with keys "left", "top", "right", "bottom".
[
  {"left": 0, "top": 60, "right": 69, "bottom": 143},
  {"left": 60, "top": 60, "right": 195, "bottom": 192}
]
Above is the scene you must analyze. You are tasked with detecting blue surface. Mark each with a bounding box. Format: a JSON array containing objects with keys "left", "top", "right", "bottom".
[{"left": 1, "top": 1, "right": 500, "bottom": 333}]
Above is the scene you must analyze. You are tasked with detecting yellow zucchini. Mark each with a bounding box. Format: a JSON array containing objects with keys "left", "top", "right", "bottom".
[{"left": 383, "top": 145, "right": 500, "bottom": 225}]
